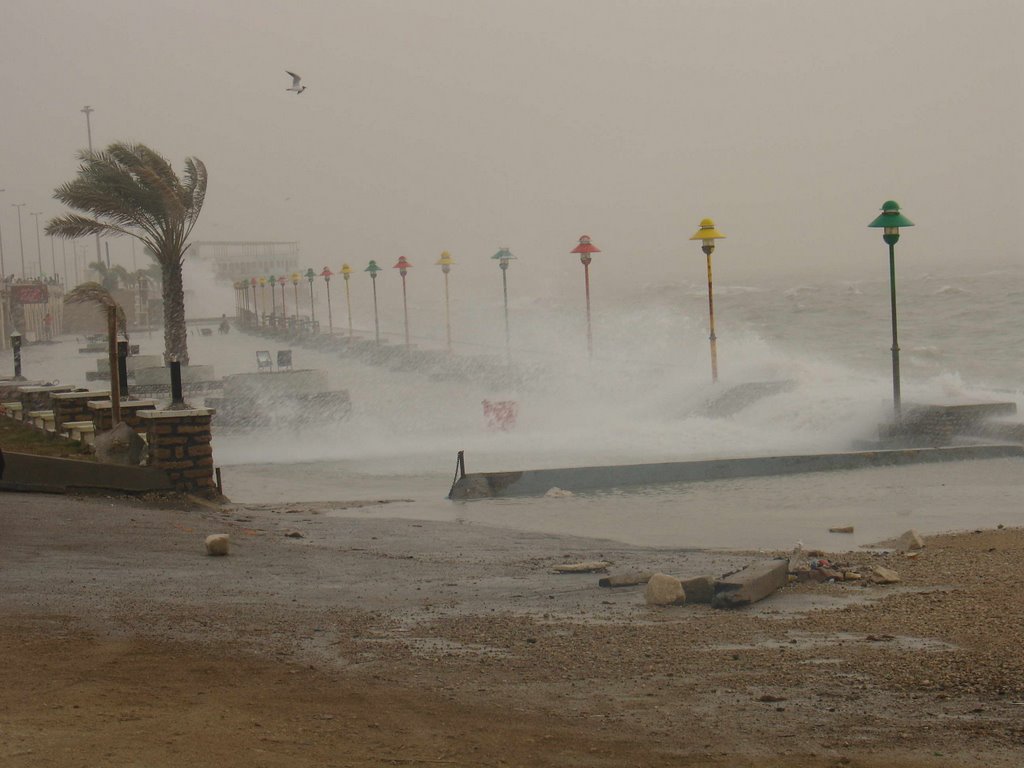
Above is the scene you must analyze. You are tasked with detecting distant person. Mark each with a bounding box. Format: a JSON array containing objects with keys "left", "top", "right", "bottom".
[{"left": 218, "top": 314, "right": 230, "bottom": 334}]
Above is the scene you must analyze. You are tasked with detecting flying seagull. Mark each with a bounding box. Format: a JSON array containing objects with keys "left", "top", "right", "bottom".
[{"left": 286, "top": 71, "right": 306, "bottom": 94}]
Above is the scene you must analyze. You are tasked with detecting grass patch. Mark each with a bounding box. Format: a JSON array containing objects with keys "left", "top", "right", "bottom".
[{"left": 0, "top": 416, "right": 96, "bottom": 460}]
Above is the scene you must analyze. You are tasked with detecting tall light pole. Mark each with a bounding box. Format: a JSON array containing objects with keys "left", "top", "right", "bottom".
[
  {"left": 435, "top": 251, "right": 454, "bottom": 353},
  {"left": 305, "top": 268, "right": 317, "bottom": 325},
  {"left": 12, "top": 203, "right": 26, "bottom": 278},
  {"left": 0, "top": 188, "right": 6, "bottom": 278},
  {"left": 491, "top": 247, "right": 516, "bottom": 361},
  {"left": 570, "top": 235, "right": 600, "bottom": 359},
  {"left": 868, "top": 200, "right": 915, "bottom": 418},
  {"left": 81, "top": 106, "right": 102, "bottom": 269},
  {"left": 393, "top": 256, "right": 412, "bottom": 348},
  {"left": 365, "top": 260, "right": 381, "bottom": 344},
  {"left": 341, "top": 263, "right": 354, "bottom": 338},
  {"left": 689, "top": 218, "right": 726, "bottom": 383},
  {"left": 31, "top": 212, "right": 44, "bottom": 278}
]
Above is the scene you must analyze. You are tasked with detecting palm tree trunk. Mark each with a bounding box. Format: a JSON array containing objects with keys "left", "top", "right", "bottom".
[{"left": 162, "top": 260, "right": 189, "bottom": 366}]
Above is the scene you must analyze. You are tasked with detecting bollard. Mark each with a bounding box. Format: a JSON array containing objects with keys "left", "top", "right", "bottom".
[
  {"left": 215, "top": 466, "right": 223, "bottom": 496},
  {"left": 169, "top": 360, "right": 184, "bottom": 407},
  {"left": 11, "top": 332, "right": 23, "bottom": 380}
]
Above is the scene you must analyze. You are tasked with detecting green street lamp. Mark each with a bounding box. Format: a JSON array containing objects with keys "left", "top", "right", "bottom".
[
  {"left": 435, "top": 251, "right": 455, "bottom": 353},
  {"left": 868, "top": 200, "right": 915, "bottom": 418},
  {"left": 341, "top": 263, "right": 354, "bottom": 338},
  {"left": 365, "top": 260, "right": 382, "bottom": 344},
  {"left": 393, "top": 256, "right": 413, "bottom": 348},
  {"left": 278, "top": 275, "right": 289, "bottom": 321},
  {"left": 290, "top": 272, "right": 301, "bottom": 322},
  {"left": 305, "top": 267, "right": 317, "bottom": 325},
  {"left": 491, "top": 247, "right": 516, "bottom": 361},
  {"left": 569, "top": 235, "right": 601, "bottom": 359},
  {"left": 320, "top": 267, "right": 333, "bottom": 334},
  {"left": 689, "top": 218, "right": 726, "bottom": 383}
]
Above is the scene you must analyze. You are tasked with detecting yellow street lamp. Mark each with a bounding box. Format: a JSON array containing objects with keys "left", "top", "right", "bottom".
[
  {"left": 341, "top": 263, "right": 354, "bottom": 338},
  {"left": 435, "top": 250, "right": 455, "bottom": 353},
  {"left": 689, "top": 218, "right": 726, "bottom": 383}
]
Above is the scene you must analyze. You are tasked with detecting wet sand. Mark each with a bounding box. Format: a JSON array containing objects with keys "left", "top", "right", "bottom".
[{"left": 1, "top": 490, "right": 1023, "bottom": 767}]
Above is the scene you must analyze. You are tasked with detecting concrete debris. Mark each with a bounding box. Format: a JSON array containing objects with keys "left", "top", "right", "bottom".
[
  {"left": 205, "top": 534, "right": 230, "bottom": 556},
  {"left": 284, "top": 531, "right": 304, "bottom": 539},
  {"left": 599, "top": 571, "right": 653, "bottom": 588},
  {"left": 679, "top": 575, "right": 716, "bottom": 604},
  {"left": 829, "top": 526, "right": 854, "bottom": 533},
  {"left": 544, "top": 487, "right": 574, "bottom": 498},
  {"left": 94, "top": 421, "right": 146, "bottom": 466},
  {"left": 712, "top": 559, "right": 788, "bottom": 609},
  {"left": 870, "top": 566, "right": 901, "bottom": 584},
  {"left": 552, "top": 561, "right": 611, "bottom": 574},
  {"left": 644, "top": 573, "right": 686, "bottom": 606}
]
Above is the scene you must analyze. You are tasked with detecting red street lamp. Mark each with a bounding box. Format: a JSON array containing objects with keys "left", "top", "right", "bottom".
[
  {"left": 393, "top": 256, "right": 413, "bottom": 348},
  {"left": 320, "top": 267, "right": 333, "bottom": 334},
  {"left": 570, "top": 235, "right": 601, "bottom": 359}
]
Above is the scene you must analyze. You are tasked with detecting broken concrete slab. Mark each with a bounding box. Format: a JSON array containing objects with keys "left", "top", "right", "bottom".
[
  {"left": 679, "top": 575, "right": 716, "bottom": 604},
  {"left": 598, "top": 571, "right": 653, "bottom": 588},
  {"left": 712, "top": 559, "right": 789, "bottom": 609},
  {"left": 552, "top": 561, "right": 611, "bottom": 574}
]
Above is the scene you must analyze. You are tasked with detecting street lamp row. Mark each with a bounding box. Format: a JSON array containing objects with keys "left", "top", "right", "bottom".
[{"left": 236, "top": 203, "right": 912, "bottom": 416}]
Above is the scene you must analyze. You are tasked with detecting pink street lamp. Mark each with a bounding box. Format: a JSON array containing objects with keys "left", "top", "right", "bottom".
[
  {"left": 393, "top": 256, "right": 413, "bottom": 348},
  {"left": 570, "top": 235, "right": 601, "bottom": 358}
]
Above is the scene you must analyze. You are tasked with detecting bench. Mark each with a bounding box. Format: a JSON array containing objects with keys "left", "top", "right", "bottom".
[
  {"left": 1, "top": 402, "right": 23, "bottom": 419},
  {"left": 28, "top": 410, "right": 56, "bottom": 432},
  {"left": 62, "top": 420, "right": 97, "bottom": 446}
]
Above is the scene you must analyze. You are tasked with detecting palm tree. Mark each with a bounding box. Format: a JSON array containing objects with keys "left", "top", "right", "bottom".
[
  {"left": 46, "top": 142, "right": 207, "bottom": 365},
  {"left": 88, "top": 260, "right": 130, "bottom": 291}
]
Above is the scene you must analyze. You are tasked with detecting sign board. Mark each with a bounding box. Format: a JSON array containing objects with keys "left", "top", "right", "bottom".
[{"left": 10, "top": 284, "right": 50, "bottom": 305}]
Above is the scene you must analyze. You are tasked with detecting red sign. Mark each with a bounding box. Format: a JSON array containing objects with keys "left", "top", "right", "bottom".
[{"left": 10, "top": 284, "right": 50, "bottom": 304}]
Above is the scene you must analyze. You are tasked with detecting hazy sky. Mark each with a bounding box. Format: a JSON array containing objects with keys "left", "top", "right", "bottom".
[{"left": 1, "top": 0, "right": 1020, "bottom": 295}]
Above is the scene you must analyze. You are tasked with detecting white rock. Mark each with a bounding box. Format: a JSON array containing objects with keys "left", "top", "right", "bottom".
[
  {"left": 205, "top": 534, "right": 230, "bottom": 556},
  {"left": 644, "top": 573, "right": 686, "bottom": 606},
  {"left": 896, "top": 529, "right": 925, "bottom": 551},
  {"left": 870, "top": 565, "right": 900, "bottom": 584},
  {"left": 544, "top": 487, "right": 574, "bottom": 498}
]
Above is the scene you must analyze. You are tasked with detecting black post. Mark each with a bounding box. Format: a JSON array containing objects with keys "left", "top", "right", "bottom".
[
  {"left": 11, "top": 333, "right": 23, "bottom": 380},
  {"left": 117, "top": 340, "right": 129, "bottom": 398},
  {"left": 170, "top": 360, "right": 184, "bottom": 407}
]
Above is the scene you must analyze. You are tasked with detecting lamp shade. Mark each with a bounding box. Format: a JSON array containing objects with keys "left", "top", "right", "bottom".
[
  {"left": 435, "top": 251, "right": 455, "bottom": 267},
  {"left": 365, "top": 260, "right": 381, "bottom": 275},
  {"left": 393, "top": 256, "right": 412, "bottom": 271},
  {"left": 341, "top": 263, "right": 353, "bottom": 277},
  {"left": 291, "top": 272, "right": 301, "bottom": 285},
  {"left": 868, "top": 200, "right": 915, "bottom": 229},
  {"left": 492, "top": 247, "right": 516, "bottom": 262},
  {"left": 320, "top": 266, "right": 333, "bottom": 279},
  {"left": 570, "top": 235, "right": 601, "bottom": 254},
  {"left": 689, "top": 218, "right": 726, "bottom": 241},
  {"left": 306, "top": 268, "right": 317, "bottom": 281}
]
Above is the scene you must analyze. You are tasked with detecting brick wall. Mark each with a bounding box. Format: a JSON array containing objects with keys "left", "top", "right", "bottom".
[{"left": 138, "top": 409, "right": 217, "bottom": 496}]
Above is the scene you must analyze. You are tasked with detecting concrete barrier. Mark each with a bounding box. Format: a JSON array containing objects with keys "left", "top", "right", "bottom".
[{"left": 448, "top": 444, "right": 1024, "bottom": 499}]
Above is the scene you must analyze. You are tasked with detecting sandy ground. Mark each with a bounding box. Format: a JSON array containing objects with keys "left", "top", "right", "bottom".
[{"left": 1, "top": 490, "right": 1023, "bottom": 767}]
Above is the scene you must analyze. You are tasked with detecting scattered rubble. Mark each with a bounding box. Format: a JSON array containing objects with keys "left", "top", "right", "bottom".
[
  {"left": 644, "top": 573, "right": 686, "bottom": 606},
  {"left": 204, "top": 534, "right": 230, "bottom": 556},
  {"left": 552, "top": 560, "right": 610, "bottom": 574}
]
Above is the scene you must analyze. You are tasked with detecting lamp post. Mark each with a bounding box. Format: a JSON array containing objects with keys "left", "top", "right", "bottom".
[
  {"left": 689, "top": 218, "right": 726, "bottom": 383},
  {"left": 435, "top": 251, "right": 455, "bottom": 353},
  {"left": 365, "top": 260, "right": 381, "bottom": 344},
  {"left": 868, "top": 200, "right": 915, "bottom": 418},
  {"left": 267, "top": 275, "right": 277, "bottom": 325},
  {"left": 492, "top": 247, "right": 516, "bottom": 360},
  {"left": 320, "top": 267, "right": 333, "bottom": 333},
  {"left": 278, "top": 275, "right": 288, "bottom": 323},
  {"left": 341, "top": 263, "right": 354, "bottom": 338},
  {"left": 260, "top": 276, "right": 269, "bottom": 326},
  {"left": 30, "top": 212, "right": 43, "bottom": 278},
  {"left": 305, "top": 267, "right": 317, "bottom": 326},
  {"left": 0, "top": 188, "right": 6, "bottom": 279},
  {"left": 393, "top": 256, "right": 412, "bottom": 348},
  {"left": 250, "top": 277, "right": 258, "bottom": 326},
  {"left": 81, "top": 106, "right": 103, "bottom": 271},
  {"left": 290, "top": 272, "right": 301, "bottom": 322},
  {"left": 12, "top": 202, "right": 26, "bottom": 278},
  {"left": 570, "top": 235, "right": 600, "bottom": 359}
]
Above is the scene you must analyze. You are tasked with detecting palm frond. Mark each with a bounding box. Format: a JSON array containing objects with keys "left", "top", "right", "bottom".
[{"left": 63, "top": 281, "right": 128, "bottom": 334}]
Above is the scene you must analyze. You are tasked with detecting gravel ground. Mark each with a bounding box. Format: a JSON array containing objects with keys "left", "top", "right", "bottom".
[{"left": 1, "top": 489, "right": 1022, "bottom": 767}]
